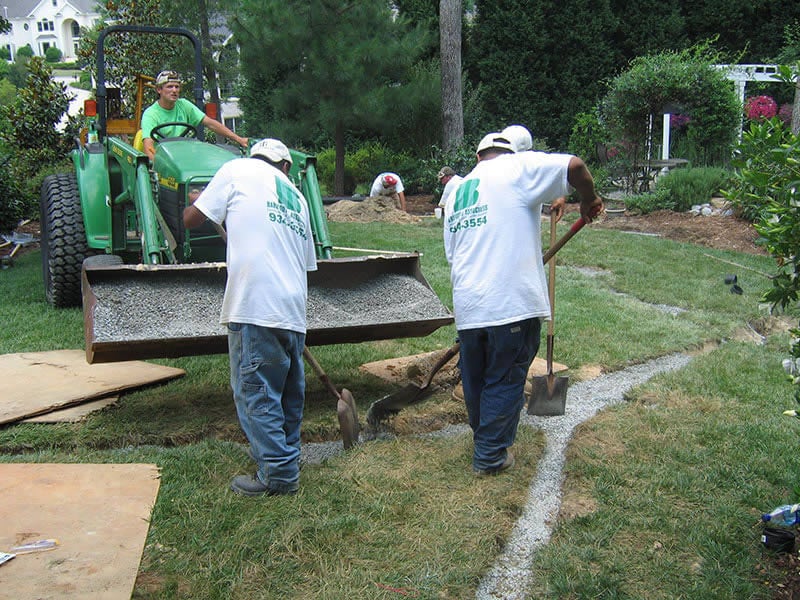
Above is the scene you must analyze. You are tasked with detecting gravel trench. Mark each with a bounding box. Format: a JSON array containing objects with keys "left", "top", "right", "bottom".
[{"left": 299, "top": 352, "right": 693, "bottom": 598}]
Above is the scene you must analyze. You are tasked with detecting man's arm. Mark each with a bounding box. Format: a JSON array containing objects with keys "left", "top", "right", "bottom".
[
  {"left": 398, "top": 190, "right": 407, "bottom": 211},
  {"left": 567, "top": 157, "right": 603, "bottom": 222},
  {"left": 183, "top": 204, "right": 207, "bottom": 229},
  {"left": 202, "top": 116, "right": 249, "bottom": 150},
  {"left": 143, "top": 138, "right": 156, "bottom": 161}
]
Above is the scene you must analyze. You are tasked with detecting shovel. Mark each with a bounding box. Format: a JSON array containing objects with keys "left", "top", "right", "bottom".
[
  {"left": 366, "top": 341, "right": 461, "bottom": 427},
  {"left": 303, "top": 347, "right": 360, "bottom": 449},
  {"left": 528, "top": 212, "right": 569, "bottom": 415}
]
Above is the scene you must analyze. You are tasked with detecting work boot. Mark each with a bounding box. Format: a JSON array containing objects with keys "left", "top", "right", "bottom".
[
  {"left": 230, "top": 473, "right": 269, "bottom": 496},
  {"left": 230, "top": 473, "right": 298, "bottom": 497},
  {"left": 473, "top": 451, "right": 515, "bottom": 477}
]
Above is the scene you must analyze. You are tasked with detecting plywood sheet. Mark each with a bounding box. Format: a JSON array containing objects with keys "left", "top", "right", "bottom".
[
  {"left": 22, "top": 396, "right": 119, "bottom": 423},
  {"left": 0, "top": 463, "right": 160, "bottom": 599},
  {"left": 0, "top": 350, "right": 184, "bottom": 425}
]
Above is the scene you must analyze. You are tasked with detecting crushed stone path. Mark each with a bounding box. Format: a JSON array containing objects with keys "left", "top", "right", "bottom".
[
  {"left": 298, "top": 352, "right": 693, "bottom": 598},
  {"left": 475, "top": 352, "right": 693, "bottom": 599}
]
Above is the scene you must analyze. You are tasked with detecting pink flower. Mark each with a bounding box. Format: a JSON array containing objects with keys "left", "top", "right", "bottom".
[{"left": 745, "top": 95, "right": 778, "bottom": 120}]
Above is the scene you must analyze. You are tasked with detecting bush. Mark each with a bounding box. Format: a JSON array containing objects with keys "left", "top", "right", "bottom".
[
  {"left": 653, "top": 167, "right": 733, "bottom": 212},
  {"left": 623, "top": 188, "right": 673, "bottom": 214},
  {"left": 0, "top": 47, "right": 10, "bottom": 61},
  {"left": 0, "top": 156, "right": 22, "bottom": 233},
  {"left": 44, "top": 46, "right": 62, "bottom": 63},
  {"left": 15, "top": 45, "right": 33, "bottom": 60},
  {"left": 314, "top": 142, "right": 418, "bottom": 197}
]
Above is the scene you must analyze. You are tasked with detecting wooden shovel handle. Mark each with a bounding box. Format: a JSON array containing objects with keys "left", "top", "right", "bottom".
[
  {"left": 542, "top": 217, "right": 586, "bottom": 264},
  {"left": 303, "top": 346, "right": 341, "bottom": 401}
]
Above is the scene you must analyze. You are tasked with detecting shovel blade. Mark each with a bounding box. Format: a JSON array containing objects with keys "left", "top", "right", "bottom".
[
  {"left": 338, "top": 388, "right": 360, "bottom": 449},
  {"left": 366, "top": 383, "right": 428, "bottom": 426},
  {"left": 527, "top": 375, "right": 569, "bottom": 416}
]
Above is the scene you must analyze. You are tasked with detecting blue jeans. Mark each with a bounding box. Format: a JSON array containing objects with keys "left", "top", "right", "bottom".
[
  {"left": 458, "top": 318, "right": 540, "bottom": 472},
  {"left": 227, "top": 323, "right": 305, "bottom": 494}
]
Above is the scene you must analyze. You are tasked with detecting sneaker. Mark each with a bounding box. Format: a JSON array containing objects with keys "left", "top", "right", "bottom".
[{"left": 474, "top": 451, "right": 515, "bottom": 477}]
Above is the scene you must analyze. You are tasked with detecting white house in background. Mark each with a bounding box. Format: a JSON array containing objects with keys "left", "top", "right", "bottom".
[{"left": 1, "top": 0, "right": 100, "bottom": 60}]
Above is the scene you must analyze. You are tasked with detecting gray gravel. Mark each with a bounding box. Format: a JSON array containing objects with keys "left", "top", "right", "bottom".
[{"left": 298, "top": 352, "right": 693, "bottom": 598}]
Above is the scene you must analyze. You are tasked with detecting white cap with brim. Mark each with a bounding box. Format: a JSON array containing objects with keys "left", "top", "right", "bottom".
[
  {"left": 250, "top": 138, "right": 293, "bottom": 166},
  {"left": 476, "top": 132, "right": 515, "bottom": 154},
  {"left": 501, "top": 124, "right": 533, "bottom": 152}
]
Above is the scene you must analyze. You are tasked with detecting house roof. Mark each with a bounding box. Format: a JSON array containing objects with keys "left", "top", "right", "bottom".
[{"left": 3, "top": 0, "right": 99, "bottom": 19}]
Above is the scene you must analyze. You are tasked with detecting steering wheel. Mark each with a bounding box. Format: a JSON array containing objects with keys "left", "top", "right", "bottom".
[{"left": 150, "top": 121, "right": 198, "bottom": 142}]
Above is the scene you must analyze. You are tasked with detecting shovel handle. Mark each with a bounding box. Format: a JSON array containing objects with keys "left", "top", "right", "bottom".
[
  {"left": 421, "top": 341, "right": 461, "bottom": 388},
  {"left": 303, "top": 346, "right": 341, "bottom": 401},
  {"left": 542, "top": 217, "right": 586, "bottom": 265}
]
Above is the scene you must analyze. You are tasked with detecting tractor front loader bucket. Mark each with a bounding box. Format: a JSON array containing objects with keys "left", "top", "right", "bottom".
[{"left": 82, "top": 253, "right": 453, "bottom": 364}]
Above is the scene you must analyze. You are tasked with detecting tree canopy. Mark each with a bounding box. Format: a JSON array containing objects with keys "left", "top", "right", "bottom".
[{"left": 231, "top": 0, "right": 437, "bottom": 194}]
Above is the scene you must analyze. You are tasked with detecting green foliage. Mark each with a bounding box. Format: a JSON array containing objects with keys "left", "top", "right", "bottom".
[
  {"left": 0, "top": 47, "right": 10, "bottom": 60},
  {"left": 622, "top": 187, "right": 673, "bottom": 214},
  {"left": 0, "top": 58, "right": 75, "bottom": 219},
  {"left": 314, "top": 142, "right": 418, "bottom": 195},
  {"left": 653, "top": 166, "right": 733, "bottom": 211},
  {"left": 600, "top": 43, "right": 741, "bottom": 166},
  {"left": 44, "top": 46, "right": 63, "bottom": 63},
  {"left": 724, "top": 105, "right": 800, "bottom": 402},
  {"left": 0, "top": 156, "right": 22, "bottom": 233},
  {"left": 470, "top": 0, "right": 618, "bottom": 149},
  {"left": 0, "top": 79, "right": 16, "bottom": 107},
  {"left": 233, "top": 0, "right": 436, "bottom": 195},
  {"left": 5, "top": 61, "right": 28, "bottom": 88},
  {"left": 16, "top": 44, "right": 33, "bottom": 59}
]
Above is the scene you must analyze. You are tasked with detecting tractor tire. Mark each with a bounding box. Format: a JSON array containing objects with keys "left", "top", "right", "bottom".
[{"left": 40, "top": 173, "right": 91, "bottom": 308}]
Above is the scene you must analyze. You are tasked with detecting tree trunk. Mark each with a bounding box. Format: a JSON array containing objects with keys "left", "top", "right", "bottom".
[
  {"left": 334, "top": 120, "right": 346, "bottom": 196},
  {"left": 440, "top": 0, "right": 464, "bottom": 150},
  {"left": 198, "top": 0, "right": 221, "bottom": 107}
]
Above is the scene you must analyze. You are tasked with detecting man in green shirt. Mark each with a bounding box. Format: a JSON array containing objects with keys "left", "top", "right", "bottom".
[{"left": 141, "top": 70, "right": 248, "bottom": 161}]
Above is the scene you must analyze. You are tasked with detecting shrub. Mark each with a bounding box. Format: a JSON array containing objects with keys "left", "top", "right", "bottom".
[
  {"left": 15, "top": 45, "right": 33, "bottom": 60},
  {"left": 314, "top": 142, "right": 417, "bottom": 196},
  {"left": 0, "top": 47, "right": 10, "bottom": 61},
  {"left": 44, "top": 46, "right": 62, "bottom": 63},
  {"left": 623, "top": 188, "right": 673, "bottom": 214},
  {"left": 0, "top": 155, "right": 22, "bottom": 233},
  {"left": 653, "top": 167, "right": 733, "bottom": 212}
]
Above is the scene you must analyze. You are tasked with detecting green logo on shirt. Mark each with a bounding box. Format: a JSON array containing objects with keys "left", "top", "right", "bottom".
[
  {"left": 276, "top": 179, "right": 302, "bottom": 212},
  {"left": 453, "top": 179, "right": 479, "bottom": 212}
]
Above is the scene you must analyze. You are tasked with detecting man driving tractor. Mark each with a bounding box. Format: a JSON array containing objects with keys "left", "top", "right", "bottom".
[{"left": 141, "top": 70, "right": 248, "bottom": 161}]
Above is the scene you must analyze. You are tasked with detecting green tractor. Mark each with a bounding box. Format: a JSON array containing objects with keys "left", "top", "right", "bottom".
[
  {"left": 40, "top": 25, "right": 333, "bottom": 308},
  {"left": 40, "top": 25, "right": 452, "bottom": 365}
]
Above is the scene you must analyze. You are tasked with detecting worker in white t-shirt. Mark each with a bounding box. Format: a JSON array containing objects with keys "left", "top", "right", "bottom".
[
  {"left": 437, "top": 166, "right": 463, "bottom": 210},
  {"left": 370, "top": 172, "right": 406, "bottom": 211},
  {"left": 502, "top": 124, "right": 566, "bottom": 222},
  {"left": 183, "top": 138, "right": 317, "bottom": 497},
  {"left": 443, "top": 132, "right": 602, "bottom": 476}
]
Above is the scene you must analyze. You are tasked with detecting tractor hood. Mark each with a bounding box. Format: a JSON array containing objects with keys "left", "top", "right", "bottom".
[{"left": 153, "top": 139, "right": 241, "bottom": 182}]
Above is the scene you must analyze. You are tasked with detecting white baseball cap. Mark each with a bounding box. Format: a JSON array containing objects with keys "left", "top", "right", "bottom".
[
  {"left": 476, "top": 132, "right": 515, "bottom": 154},
  {"left": 250, "top": 138, "right": 292, "bottom": 166},
  {"left": 155, "top": 70, "right": 182, "bottom": 86},
  {"left": 501, "top": 124, "right": 533, "bottom": 152}
]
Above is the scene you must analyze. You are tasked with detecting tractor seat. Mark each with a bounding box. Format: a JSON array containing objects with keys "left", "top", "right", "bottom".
[{"left": 133, "top": 130, "right": 145, "bottom": 153}]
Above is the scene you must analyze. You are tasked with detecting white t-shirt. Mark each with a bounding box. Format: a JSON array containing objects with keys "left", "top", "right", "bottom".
[
  {"left": 370, "top": 172, "right": 404, "bottom": 197},
  {"left": 193, "top": 158, "right": 318, "bottom": 332},
  {"left": 439, "top": 174, "right": 463, "bottom": 208},
  {"left": 443, "top": 151, "right": 572, "bottom": 330}
]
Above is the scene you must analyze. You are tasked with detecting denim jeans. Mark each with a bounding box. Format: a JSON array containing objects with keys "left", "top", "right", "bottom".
[
  {"left": 457, "top": 318, "right": 540, "bottom": 472},
  {"left": 227, "top": 323, "right": 305, "bottom": 494}
]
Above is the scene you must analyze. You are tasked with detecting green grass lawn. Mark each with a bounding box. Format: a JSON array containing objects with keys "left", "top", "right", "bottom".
[{"left": 1, "top": 215, "right": 798, "bottom": 598}]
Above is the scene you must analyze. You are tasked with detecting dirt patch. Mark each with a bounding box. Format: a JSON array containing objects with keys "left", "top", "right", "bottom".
[{"left": 591, "top": 205, "right": 767, "bottom": 256}]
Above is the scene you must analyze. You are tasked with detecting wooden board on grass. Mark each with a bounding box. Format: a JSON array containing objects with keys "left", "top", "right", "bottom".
[
  {"left": 22, "top": 396, "right": 120, "bottom": 423},
  {"left": 0, "top": 349, "right": 184, "bottom": 425},
  {"left": 0, "top": 463, "right": 160, "bottom": 599}
]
